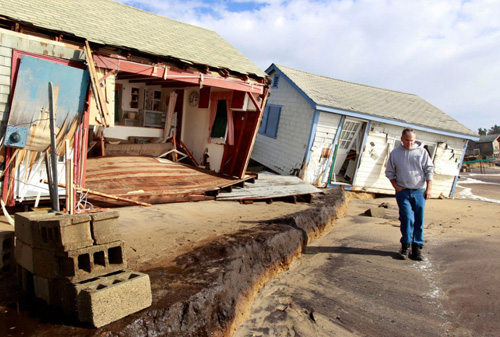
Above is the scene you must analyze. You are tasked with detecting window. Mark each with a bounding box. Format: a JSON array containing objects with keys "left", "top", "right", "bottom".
[
  {"left": 259, "top": 105, "right": 281, "bottom": 138},
  {"left": 272, "top": 75, "right": 280, "bottom": 88},
  {"left": 211, "top": 99, "right": 228, "bottom": 138}
]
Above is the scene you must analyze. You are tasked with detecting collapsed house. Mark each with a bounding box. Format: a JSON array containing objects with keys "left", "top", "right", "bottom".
[
  {"left": 251, "top": 64, "right": 479, "bottom": 198},
  {"left": 0, "top": 0, "right": 270, "bottom": 208}
]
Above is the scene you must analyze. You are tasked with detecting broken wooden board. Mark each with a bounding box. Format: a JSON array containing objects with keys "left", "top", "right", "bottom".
[
  {"left": 215, "top": 174, "right": 323, "bottom": 202},
  {"left": 84, "top": 156, "right": 256, "bottom": 206}
]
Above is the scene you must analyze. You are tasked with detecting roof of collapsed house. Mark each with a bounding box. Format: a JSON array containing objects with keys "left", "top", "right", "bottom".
[
  {"left": 0, "top": 0, "right": 267, "bottom": 78},
  {"left": 269, "top": 64, "right": 477, "bottom": 138}
]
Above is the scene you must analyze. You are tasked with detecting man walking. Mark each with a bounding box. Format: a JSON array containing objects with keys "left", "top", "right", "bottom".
[{"left": 385, "top": 128, "right": 434, "bottom": 261}]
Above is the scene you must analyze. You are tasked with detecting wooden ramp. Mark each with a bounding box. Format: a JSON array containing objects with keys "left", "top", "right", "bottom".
[
  {"left": 84, "top": 156, "right": 255, "bottom": 207},
  {"left": 216, "top": 173, "right": 323, "bottom": 203}
]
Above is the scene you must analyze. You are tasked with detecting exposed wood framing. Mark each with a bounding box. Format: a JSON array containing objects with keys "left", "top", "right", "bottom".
[{"left": 92, "top": 54, "right": 265, "bottom": 94}]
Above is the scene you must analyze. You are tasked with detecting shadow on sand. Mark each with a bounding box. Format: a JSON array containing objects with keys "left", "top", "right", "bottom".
[{"left": 304, "top": 246, "right": 400, "bottom": 259}]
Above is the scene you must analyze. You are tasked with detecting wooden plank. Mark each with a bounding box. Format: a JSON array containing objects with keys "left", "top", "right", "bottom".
[
  {"left": 84, "top": 156, "right": 251, "bottom": 205},
  {"left": 216, "top": 174, "right": 322, "bottom": 201}
]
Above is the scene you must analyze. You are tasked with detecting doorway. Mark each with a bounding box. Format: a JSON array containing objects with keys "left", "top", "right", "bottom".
[{"left": 330, "top": 118, "right": 366, "bottom": 184}]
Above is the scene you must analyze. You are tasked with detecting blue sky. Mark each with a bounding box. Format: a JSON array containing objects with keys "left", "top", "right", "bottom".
[{"left": 116, "top": 0, "right": 499, "bottom": 134}]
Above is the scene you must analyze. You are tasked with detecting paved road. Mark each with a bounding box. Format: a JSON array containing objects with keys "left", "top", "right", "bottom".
[{"left": 234, "top": 196, "right": 500, "bottom": 337}]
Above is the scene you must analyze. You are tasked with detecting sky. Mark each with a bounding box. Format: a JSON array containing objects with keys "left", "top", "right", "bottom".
[{"left": 115, "top": 0, "right": 499, "bottom": 135}]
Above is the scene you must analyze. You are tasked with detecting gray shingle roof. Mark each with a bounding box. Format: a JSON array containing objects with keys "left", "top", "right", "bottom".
[
  {"left": 0, "top": 0, "right": 266, "bottom": 77},
  {"left": 477, "top": 134, "right": 500, "bottom": 143},
  {"left": 272, "top": 64, "right": 476, "bottom": 138}
]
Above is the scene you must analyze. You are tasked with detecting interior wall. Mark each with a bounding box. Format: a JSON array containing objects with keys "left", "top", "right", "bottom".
[{"left": 181, "top": 88, "right": 225, "bottom": 171}]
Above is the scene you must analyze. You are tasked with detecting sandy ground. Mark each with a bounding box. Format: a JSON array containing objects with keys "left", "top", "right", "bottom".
[
  {"left": 233, "top": 167, "right": 500, "bottom": 337},
  {"left": 1, "top": 165, "right": 498, "bottom": 336}
]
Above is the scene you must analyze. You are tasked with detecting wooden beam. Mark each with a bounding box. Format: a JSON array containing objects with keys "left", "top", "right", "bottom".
[
  {"left": 92, "top": 54, "right": 265, "bottom": 94},
  {"left": 84, "top": 41, "right": 109, "bottom": 127}
]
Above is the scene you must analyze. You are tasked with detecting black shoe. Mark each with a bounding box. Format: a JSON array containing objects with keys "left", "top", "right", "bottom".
[
  {"left": 411, "top": 244, "right": 425, "bottom": 261},
  {"left": 398, "top": 244, "right": 410, "bottom": 260}
]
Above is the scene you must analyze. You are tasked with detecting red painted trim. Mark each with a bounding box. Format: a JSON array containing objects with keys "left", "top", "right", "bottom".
[
  {"left": 2, "top": 148, "right": 14, "bottom": 206},
  {"left": 92, "top": 54, "right": 265, "bottom": 94}
]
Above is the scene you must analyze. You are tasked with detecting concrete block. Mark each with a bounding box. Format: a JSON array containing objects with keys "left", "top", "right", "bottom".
[
  {"left": 58, "top": 241, "right": 127, "bottom": 283},
  {"left": 77, "top": 270, "right": 152, "bottom": 327},
  {"left": 15, "top": 211, "right": 93, "bottom": 251},
  {"left": 15, "top": 238, "right": 35, "bottom": 273},
  {"left": 89, "top": 210, "right": 120, "bottom": 244},
  {"left": 365, "top": 207, "right": 386, "bottom": 218},
  {"left": 17, "top": 265, "right": 34, "bottom": 299},
  {"left": 16, "top": 238, "right": 126, "bottom": 282},
  {"left": 15, "top": 210, "right": 54, "bottom": 246},
  {"left": 33, "top": 275, "right": 61, "bottom": 306},
  {"left": 1, "top": 230, "right": 15, "bottom": 273}
]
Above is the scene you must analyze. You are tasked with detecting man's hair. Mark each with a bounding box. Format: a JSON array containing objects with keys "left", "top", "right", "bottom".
[{"left": 402, "top": 128, "right": 416, "bottom": 137}]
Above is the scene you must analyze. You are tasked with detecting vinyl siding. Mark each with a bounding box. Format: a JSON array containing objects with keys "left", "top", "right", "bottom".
[{"left": 251, "top": 70, "right": 313, "bottom": 175}]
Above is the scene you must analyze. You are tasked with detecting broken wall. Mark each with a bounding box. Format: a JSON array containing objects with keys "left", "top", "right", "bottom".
[
  {"left": 251, "top": 70, "right": 313, "bottom": 175},
  {"left": 301, "top": 111, "right": 341, "bottom": 186},
  {"left": 353, "top": 122, "right": 467, "bottom": 197}
]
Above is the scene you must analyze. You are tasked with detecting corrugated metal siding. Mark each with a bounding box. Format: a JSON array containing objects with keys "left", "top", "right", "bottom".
[
  {"left": 302, "top": 111, "right": 341, "bottom": 185},
  {"left": 251, "top": 71, "right": 313, "bottom": 175}
]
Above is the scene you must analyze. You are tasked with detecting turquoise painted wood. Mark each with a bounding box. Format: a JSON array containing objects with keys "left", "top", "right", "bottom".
[{"left": 5, "top": 55, "right": 89, "bottom": 150}]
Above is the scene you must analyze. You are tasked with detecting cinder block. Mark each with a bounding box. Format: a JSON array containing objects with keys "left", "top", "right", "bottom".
[
  {"left": 17, "top": 238, "right": 126, "bottom": 282},
  {"left": 15, "top": 238, "right": 35, "bottom": 273},
  {"left": 33, "top": 275, "right": 61, "bottom": 306},
  {"left": 58, "top": 241, "right": 127, "bottom": 283},
  {"left": 89, "top": 210, "right": 120, "bottom": 244},
  {"left": 15, "top": 210, "right": 59, "bottom": 245},
  {"left": 76, "top": 270, "right": 152, "bottom": 327},
  {"left": 1, "top": 230, "right": 15, "bottom": 273},
  {"left": 17, "top": 265, "right": 35, "bottom": 299},
  {"left": 15, "top": 211, "right": 93, "bottom": 251}
]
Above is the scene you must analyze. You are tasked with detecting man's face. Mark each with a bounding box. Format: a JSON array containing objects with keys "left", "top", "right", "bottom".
[{"left": 401, "top": 132, "right": 416, "bottom": 150}]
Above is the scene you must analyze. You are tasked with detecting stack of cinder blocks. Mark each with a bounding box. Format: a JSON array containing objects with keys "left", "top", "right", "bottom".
[{"left": 14, "top": 210, "right": 152, "bottom": 327}]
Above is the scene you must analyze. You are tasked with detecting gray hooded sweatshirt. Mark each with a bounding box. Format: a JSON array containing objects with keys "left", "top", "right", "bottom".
[{"left": 385, "top": 142, "right": 434, "bottom": 190}]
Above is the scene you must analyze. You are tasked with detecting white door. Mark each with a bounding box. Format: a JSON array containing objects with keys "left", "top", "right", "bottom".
[{"left": 332, "top": 119, "right": 363, "bottom": 176}]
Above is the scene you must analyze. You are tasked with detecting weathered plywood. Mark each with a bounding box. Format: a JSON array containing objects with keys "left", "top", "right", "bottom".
[
  {"left": 6, "top": 55, "right": 89, "bottom": 151},
  {"left": 216, "top": 174, "right": 323, "bottom": 201}
]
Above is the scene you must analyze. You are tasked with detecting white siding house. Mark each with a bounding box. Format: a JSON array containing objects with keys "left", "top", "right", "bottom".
[{"left": 251, "top": 64, "right": 479, "bottom": 198}]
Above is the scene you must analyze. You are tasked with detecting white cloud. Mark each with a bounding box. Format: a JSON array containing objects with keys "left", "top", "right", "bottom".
[{"left": 116, "top": 0, "right": 500, "bottom": 134}]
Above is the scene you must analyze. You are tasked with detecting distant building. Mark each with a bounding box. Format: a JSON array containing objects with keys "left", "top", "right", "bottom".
[
  {"left": 466, "top": 134, "right": 500, "bottom": 158},
  {"left": 251, "top": 64, "right": 479, "bottom": 197}
]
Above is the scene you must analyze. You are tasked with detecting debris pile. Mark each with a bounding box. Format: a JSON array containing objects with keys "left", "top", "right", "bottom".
[{"left": 14, "top": 210, "right": 152, "bottom": 327}]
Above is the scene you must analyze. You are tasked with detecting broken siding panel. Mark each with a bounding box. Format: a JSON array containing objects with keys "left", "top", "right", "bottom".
[
  {"left": 0, "top": 29, "right": 83, "bottom": 62},
  {"left": 353, "top": 130, "right": 394, "bottom": 193},
  {"left": 355, "top": 122, "right": 467, "bottom": 197},
  {"left": 252, "top": 70, "right": 313, "bottom": 175},
  {"left": 302, "top": 111, "right": 341, "bottom": 186}
]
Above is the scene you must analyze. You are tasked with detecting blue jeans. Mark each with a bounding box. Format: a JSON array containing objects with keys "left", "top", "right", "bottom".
[{"left": 395, "top": 189, "right": 426, "bottom": 247}]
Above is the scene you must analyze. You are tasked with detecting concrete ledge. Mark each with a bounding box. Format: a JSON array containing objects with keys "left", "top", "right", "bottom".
[{"left": 99, "top": 188, "right": 346, "bottom": 336}]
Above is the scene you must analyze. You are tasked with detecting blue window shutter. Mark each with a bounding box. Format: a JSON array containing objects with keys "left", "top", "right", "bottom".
[
  {"left": 259, "top": 106, "right": 269, "bottom": 134},
  {"left": 265, "top": 106, "right": 281, "bottom": 138}
]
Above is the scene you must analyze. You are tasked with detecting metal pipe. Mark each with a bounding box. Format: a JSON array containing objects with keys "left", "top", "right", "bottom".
[{"left": 48, "top": 82, "right": 60, "bottom": 211}]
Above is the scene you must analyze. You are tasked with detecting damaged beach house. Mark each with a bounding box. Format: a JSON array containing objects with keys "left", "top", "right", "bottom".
[
  {"left": 251, "top": 64, "right": 479, "bottom": 198},
  {"left": 0, "top": 0, "right": 271, "bottom": 210}
]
